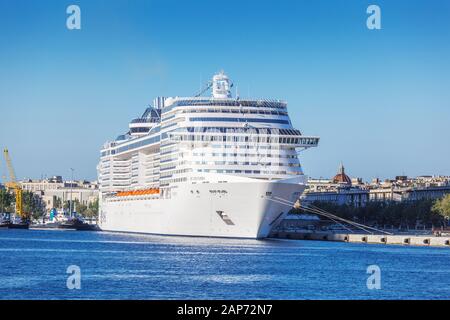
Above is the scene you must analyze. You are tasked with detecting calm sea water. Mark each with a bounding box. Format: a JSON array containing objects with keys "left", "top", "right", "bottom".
[{"left": 0, "top": 229, "right": 449, "bottom": 300}]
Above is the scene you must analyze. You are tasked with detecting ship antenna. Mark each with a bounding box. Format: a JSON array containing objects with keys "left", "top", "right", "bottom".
[{"left": 195, "top": 81, "right": 212, "bottom": 97}]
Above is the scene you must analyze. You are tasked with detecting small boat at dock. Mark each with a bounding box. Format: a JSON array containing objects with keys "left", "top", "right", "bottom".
[
  {"left": 8, "top": 222, "right": 30, "bottom": 229},
  {"left": 58, "top": 218, "right": 99, "bottom": 231}
]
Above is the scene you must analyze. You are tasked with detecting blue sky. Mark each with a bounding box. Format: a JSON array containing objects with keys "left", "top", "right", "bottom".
[{"left": 0, "top": 0, "right": 449, "bottom": 181}]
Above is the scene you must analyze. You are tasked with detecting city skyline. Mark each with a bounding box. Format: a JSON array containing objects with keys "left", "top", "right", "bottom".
[{"left": 1, "top": 0, "right": 450, "bottom": 181}]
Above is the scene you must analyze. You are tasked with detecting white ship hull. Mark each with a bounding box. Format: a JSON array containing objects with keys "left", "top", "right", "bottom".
[{"left": 99, "top": 174, "right": 306, "bottom": 239}]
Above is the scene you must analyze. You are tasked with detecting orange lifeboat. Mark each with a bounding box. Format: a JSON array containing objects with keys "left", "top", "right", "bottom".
[{"left": 115, "top": 188, "right": 160, "bottom": 197}]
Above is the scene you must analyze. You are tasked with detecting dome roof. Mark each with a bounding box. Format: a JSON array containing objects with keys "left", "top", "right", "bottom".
[{"left": 332, "top": 163, "right": 351, "bottom": 185}]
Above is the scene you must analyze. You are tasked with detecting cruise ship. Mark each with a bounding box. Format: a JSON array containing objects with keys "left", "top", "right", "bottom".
[{"left": 97, "top": 72, "right": 319, "bottom": 238}]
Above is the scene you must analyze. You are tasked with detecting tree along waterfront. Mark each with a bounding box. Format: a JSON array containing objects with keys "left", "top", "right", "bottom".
[
  {"left": 1, "top": 189, "right": 98, "bottom": 220},
  {"left": 63, "top": 198, "right": 99, "bottom": 218},
  {"left": 0, "top": 189, "right": 44, "bottom": 220}
]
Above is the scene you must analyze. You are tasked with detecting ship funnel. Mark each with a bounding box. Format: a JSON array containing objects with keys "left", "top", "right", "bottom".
[{"left": 212, "top": 71, "right": 232, "bottom": 99}]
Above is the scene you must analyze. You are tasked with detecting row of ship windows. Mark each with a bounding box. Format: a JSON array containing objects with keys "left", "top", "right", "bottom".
[
  {"left": 160, "top": 177, "right": 188, "bottom": 186},
  {"left": 103, "top": 154, "right": 297, "bottom": 172},
  {"left": 194, "top": 153, "right": 297, "bottom": 158},
  {"left": 110, "top": 175, "right": 132, "bottom": 179},
  {"left": 160, "top": 147, "right": 178, "bottom": 155},
  {"left": 189, "top": 117, "right": 290, "bottom": 125},
  {"left": 101, "top": 159, "right": 131, "bottom": 165},
  {"left": 103, "top": 161, "right": 301, "bottom": 179},
  {"left": 102, "top": 170, "right": 300, "bottom": 188},
  {"left": 105, "top": 124, "right": 306, "bottom": 154},
  {"left": 144, "top": 173, "right": 160, "bottom": 178},
  {"left": 163, "top": 100, "right": 287, "bottom": 113},
  {"left": 160, "top": 166, "right": 176, "bottom": 172},
  {"left": 187, "top": 144, "right": 287, "bottom": 151},
  {"left": 161, "top": 116, "right": 291, "bottom": 131},
  {"left": 161, "top": 122, "right": 179, "bottom": 130},
  {"left": 161, "top": 114, "right": 177, "bottom": 122},
  {"left": 102, "top": 136, "right": 304, "bottom": 160},
  {"left": 160, "top": 151, "right": 297, "bottom": 163},
  {"left": 172, "top": 135, "right": 302, "bottom": 144},
  {"left": 160, "top": 160, "right": 188, "bottom": 171},
  {"left": 192, "top": 161, "right": 301, "bottom": 167},
  {"left": 195, "top": 169, "right": 291, "bottom": 175},
  {"left": 103, "top": 151, "right": 296, "bottom": 171},
  {"left": 130, "top": 127, "right": 151, "bottom": 134},
  {"left": 210, "top": 145, "right": 294, "bottom": 151},
  {"left": 144, "top": 162, "right": 161, "bottom": 168},
  {"left": 161, "top": 168, "right": 192, "bottom": 179},
  {"left": 102, "top": 135, "right": 161, "bottom": 156},
  {"left": 178, "top": 108, "right": 288, "bottom": 116},
  {"left": 102, "top": 128, "right": 305, "bottom": 158},
  {"left": 180, "top": 127, "right": 301, "bottom": 135},
  {"left": 102, "top": 164, "right": 301, "bottom": 180},
  {"left": 160, "top": 157, "right": 178, "bottom": 164}
]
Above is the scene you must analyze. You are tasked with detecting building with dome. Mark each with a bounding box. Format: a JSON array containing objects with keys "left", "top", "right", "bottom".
[
  {"left": 332, "top": 163, "right": 352, "bottom": 185},
  {"left": 301, "top": 163, "right": 369, "bottom": 207}
]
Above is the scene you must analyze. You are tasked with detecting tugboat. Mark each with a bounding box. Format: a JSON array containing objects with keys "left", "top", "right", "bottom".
[
  {"left": 59, "top": 217, "right": 99, "bottom": 231},
  {"left": 0, "top": 213, "right": 29, "bottom": 229}
]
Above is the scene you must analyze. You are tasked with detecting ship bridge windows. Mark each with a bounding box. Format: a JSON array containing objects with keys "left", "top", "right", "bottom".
[{"left": 130, "top": 127, "right": 151, "bottom": 134}]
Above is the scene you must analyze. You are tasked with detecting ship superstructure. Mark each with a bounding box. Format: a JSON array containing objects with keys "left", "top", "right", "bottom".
[{"left": 98, "top": 71, "right": 319, "bottom": 238}]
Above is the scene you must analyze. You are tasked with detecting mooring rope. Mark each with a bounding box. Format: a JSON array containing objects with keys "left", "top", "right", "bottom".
[
  {"left": 267, "top": 196, "right": 355, "bottom": 233},
  {"left": 267, "top": 195, "right": 393, "bottom": 235},
  {"left": 305, "top": 203, "right": 392, "bottom": 235}
]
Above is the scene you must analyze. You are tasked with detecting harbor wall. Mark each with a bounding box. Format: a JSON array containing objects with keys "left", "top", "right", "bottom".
[{"left": 270, "top": 231, "right": 450, "bottom": 247}]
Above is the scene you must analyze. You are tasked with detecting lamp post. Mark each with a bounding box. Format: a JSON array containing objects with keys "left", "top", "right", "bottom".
[{"left": 70, "top": 168, "right": 74, "bottom": 218}]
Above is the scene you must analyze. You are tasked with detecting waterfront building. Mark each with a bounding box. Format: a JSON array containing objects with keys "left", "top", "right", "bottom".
[
  {"left": 19, "top": 177, "right": 99, "bottom": 212},
  {"left": 301, "top": 165, "right": 450, "bottom": 207},
  {"left": 20, "top": 176, "right": 65, "bottom": 193},
  {"left": 369, "top": 184, "right": 450, "bottom": 202},
  {"left": 41, "top": 188, "right": 98, "bottom": 210}
]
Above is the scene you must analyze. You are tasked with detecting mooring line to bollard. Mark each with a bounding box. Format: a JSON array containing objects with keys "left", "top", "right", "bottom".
[{"left": 268, "top": 195, "right": 393, "bottom": 235}]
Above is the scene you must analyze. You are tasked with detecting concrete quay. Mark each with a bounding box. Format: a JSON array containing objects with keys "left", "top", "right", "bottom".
[{"left": 270, "top": 231, "right": 450, "bottom": 247}]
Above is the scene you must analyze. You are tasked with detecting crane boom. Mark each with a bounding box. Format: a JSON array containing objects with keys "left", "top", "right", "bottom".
[{"left": 3, "top": 148, "right": 24, "bottom": 219}]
